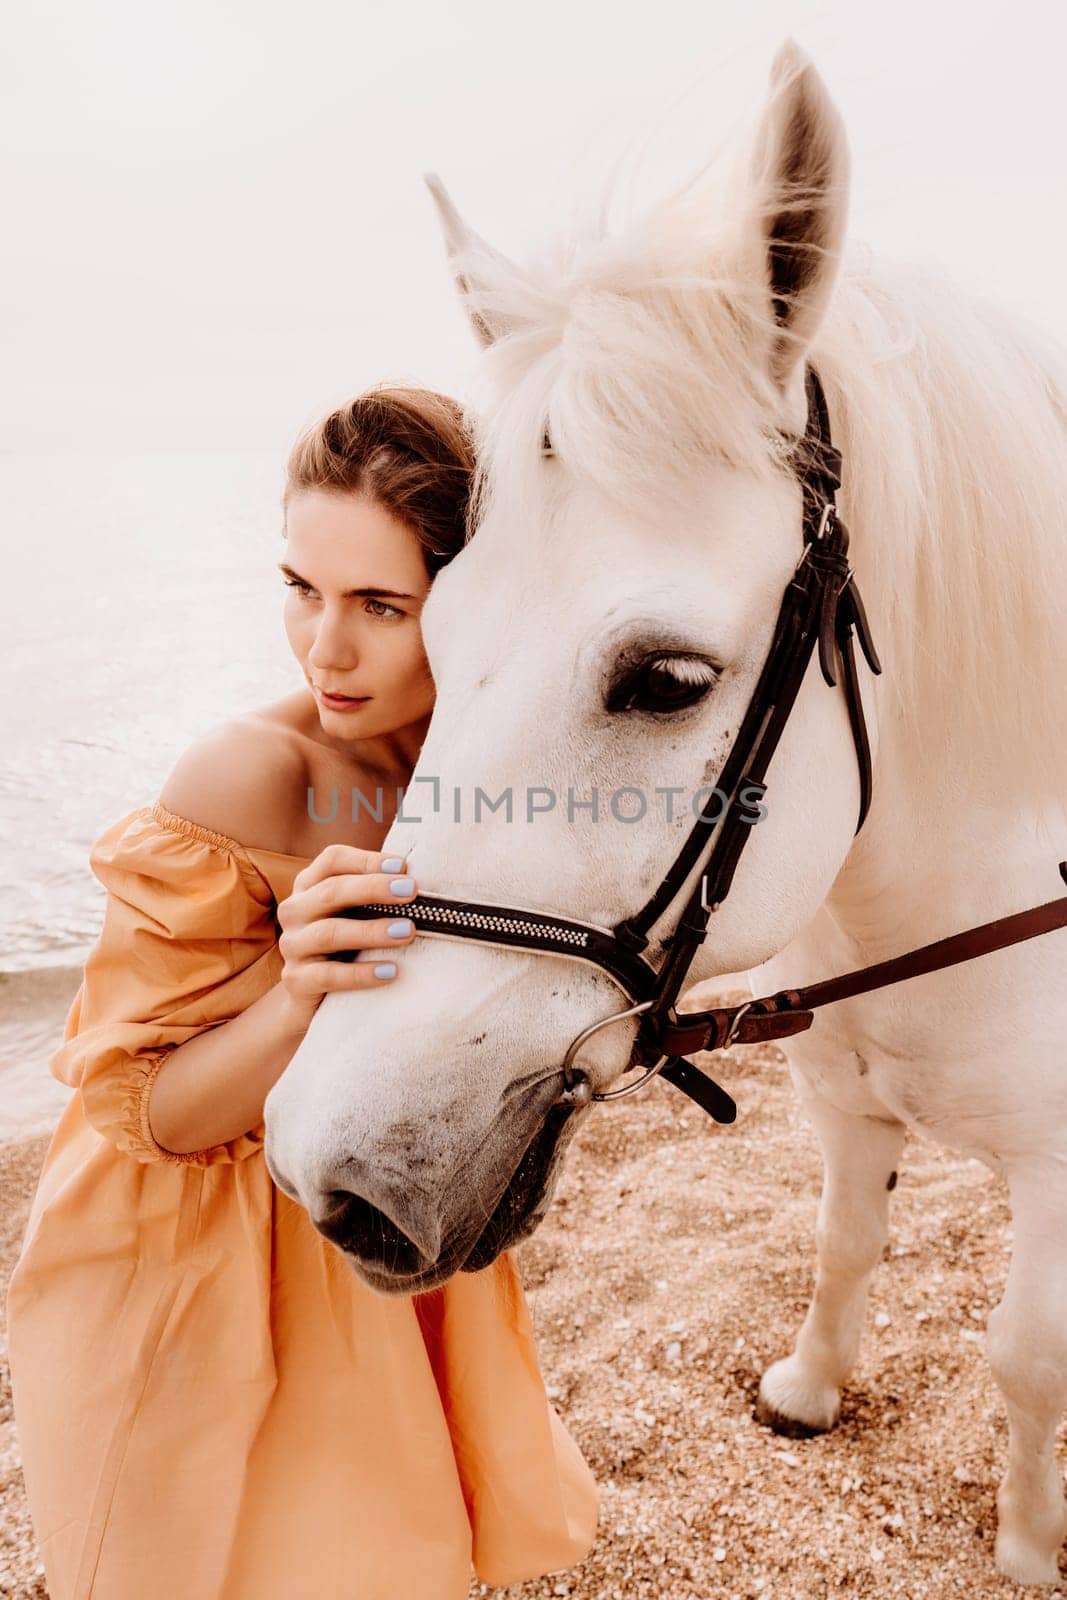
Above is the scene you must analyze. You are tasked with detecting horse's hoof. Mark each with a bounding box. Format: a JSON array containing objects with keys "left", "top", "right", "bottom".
[
  {"left": 756, "top": 1356, "right": 840, "bottom": 1435},
  {"left": 994, "top": 1531, "right": 1062, "bottom": 1588},
  {"left": 754, "top": 1393, "right": 830, "bottom": 1438}
]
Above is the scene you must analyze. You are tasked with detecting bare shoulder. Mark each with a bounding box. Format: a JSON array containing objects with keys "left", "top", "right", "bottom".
[{"left": 157, "top": 705, "right": 308, "bottom": 855}]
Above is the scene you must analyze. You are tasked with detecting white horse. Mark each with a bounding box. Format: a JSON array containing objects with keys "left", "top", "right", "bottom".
[{"left": 265, "top": 42, "right": 1067, "bottom": 1585}]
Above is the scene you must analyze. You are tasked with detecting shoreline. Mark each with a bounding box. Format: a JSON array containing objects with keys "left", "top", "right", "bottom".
[{"left": 0, "top": 965, "right": 80, "bottom": 1143}]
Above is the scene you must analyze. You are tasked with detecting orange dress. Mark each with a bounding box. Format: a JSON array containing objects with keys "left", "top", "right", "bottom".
[{"left": 7, "top": 802, "right": 598, "bottom": 1600}]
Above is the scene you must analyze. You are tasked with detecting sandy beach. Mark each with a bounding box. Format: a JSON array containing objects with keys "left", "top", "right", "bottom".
[
  {"left": 1, "top": 1131, "right": 50, "bottom": 1600},
  {"left": 0, "top": 994, "right": 1056, "bottom": 1598}
]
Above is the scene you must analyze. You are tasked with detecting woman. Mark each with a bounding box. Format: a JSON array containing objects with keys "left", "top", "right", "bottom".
[{"left": 7, "top": 387, "right": 599, "bottom": 1599}]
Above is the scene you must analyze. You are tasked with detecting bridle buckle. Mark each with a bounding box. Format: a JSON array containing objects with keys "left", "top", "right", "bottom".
[
  {"left": 722, "top": 999, "right": 754, "bottom": 1049},
  {"left": 815, "top": 501, "right": 835, "bottom": 540},
  {"left": 699, "top": 873, "right": 718, "bottom": 914}
]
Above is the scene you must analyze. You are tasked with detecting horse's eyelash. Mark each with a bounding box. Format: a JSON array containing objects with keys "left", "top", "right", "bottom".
[{"left": 646, "top": 656, "right": 719, "bottom": 683}]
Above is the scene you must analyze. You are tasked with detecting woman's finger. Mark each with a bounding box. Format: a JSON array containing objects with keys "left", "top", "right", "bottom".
[
  {"left": 288, "top": 913, "right": 416, "bottom": 958},
  {"left": 292, "top": 844, "right": 408, "bottom": 895},
  {"left": 288, "top": 955, "right": 401, "bottom": 993},
  {"left": 297, "top": 870, "right": 418, "bottom": 920}
]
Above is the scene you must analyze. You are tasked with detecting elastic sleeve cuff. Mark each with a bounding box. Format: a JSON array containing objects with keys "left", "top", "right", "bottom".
[{"left": 120, "top": 1047, "right": 265, "bottom": 1168}]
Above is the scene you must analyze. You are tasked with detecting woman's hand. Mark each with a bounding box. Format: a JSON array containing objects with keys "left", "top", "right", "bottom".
[
  {"left": 276, "top": 845, "right": 417, "bottom": 1028},
  {"left": 148, "top": 845, "right": 416, "bottom": 1156}
]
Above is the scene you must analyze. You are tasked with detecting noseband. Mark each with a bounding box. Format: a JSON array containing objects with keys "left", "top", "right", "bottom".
[{"left": 338, "top": 367, "right": 1067, "bottom": 1122}]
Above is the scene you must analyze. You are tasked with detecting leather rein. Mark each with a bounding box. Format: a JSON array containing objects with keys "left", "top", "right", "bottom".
[{"left": 338, "top": 367, "right": 1067, "bottom": 1124}]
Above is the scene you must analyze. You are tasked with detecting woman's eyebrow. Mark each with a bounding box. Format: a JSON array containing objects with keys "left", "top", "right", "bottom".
[{"left": 277, "top": 562, "right": 420, "bottom": 601}]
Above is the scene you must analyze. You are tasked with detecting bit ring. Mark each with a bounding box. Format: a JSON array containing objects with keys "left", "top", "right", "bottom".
[{"left": 560, "top": 1000, "right": 664, "bottom": 1104}]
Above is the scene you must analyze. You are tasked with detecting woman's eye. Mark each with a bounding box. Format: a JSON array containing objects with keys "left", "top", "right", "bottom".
[
  {"left": 282, "top": 581, "right": 400, "bottom": 620},
  {"left": 607, "top": 654, "right": 719, "bottom": 715}
]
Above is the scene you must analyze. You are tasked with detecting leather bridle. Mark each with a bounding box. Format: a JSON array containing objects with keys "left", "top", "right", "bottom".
[{"left": 338, "top": 367, "right": 1067, "bottom": 1123}]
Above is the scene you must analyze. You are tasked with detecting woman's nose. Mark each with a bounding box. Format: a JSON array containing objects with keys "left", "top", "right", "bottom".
[{"left": 307, "top": 609, "right": 356, "bottom": 670}]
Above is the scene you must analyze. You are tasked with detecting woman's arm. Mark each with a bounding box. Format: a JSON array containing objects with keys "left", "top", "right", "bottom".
[
  {"left": 146, "top": 980, "right": 316, "bottom": 1155},
  {"left": 147, "top": 843, "right": 418, "bottom": 1157}
]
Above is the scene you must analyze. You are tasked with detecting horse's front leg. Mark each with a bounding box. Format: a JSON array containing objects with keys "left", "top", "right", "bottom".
[
  {"left": 986, "top": 1159, "right": 1067, "bottom": 1586},
  {"left": 757, "top": 1076, "right": 906, "bottom": 1434}
]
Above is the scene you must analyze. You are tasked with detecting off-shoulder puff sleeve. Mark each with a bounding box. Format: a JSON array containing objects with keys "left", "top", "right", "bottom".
[{"left": 50, "top": 804, "right": 284, "bottom": 1167}]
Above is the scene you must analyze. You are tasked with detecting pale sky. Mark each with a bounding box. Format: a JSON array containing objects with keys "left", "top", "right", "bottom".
[{"left": 3, "top": 0, "right": 1064, "bottom": 451}]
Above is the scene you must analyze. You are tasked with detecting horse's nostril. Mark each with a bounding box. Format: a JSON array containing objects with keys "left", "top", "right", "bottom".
[{"left": 314, "top": 1191, "right": 432, "bottom": 1275}]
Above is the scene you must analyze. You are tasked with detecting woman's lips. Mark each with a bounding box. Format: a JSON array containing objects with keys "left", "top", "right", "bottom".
[{"left": 315, "top": 687, "right": 369, "bottom": 712}]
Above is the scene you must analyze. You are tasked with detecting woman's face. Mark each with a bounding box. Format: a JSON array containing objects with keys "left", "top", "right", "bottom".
[{"left": 282, "top": 488, "right": 436, "bottom": 743}]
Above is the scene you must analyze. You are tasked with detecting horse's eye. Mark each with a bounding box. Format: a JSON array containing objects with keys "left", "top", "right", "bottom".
[{"left": 606, "top": 654, "right": 719, "bottom": 715}]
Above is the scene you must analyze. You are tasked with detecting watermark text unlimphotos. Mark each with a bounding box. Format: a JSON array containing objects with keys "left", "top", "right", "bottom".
[{"left": 307, "top": 778, "right": 767, "bottom": 828}]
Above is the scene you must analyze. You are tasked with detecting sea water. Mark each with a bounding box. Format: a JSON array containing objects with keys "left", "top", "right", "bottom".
[{"left": 1, "top": 449, "right": 299, "bottom": 1132}]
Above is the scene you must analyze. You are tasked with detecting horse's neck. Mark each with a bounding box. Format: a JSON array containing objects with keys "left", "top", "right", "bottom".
[{"left": 824, "top": 701, "right": 1062, "bottom": 960}]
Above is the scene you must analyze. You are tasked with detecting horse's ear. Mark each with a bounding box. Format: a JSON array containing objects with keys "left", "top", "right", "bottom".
[
  {"left": 746, "top": 41, "right": 850, "bottom": 389},
  {"left": 424, "top": 172, "right": 516, "bottom": 349}
]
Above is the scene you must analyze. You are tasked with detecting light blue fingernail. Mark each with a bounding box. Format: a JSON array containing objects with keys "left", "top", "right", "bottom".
[
  {"left": 381, "top": 857, "right": 404, "bottom": 873},
  {"left": 387, "top": 919, "right": 412, "bottom": 939},
  {"left": 374, "top": 962, "right": 397, "bottom": 980},
  {"left": 389, "top": 877, "right": 414, "bottom": 896}
]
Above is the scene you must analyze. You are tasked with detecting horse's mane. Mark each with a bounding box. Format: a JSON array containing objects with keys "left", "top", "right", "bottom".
[{"left": 459, "top": 145, "right": 1067, "bottom": 804}]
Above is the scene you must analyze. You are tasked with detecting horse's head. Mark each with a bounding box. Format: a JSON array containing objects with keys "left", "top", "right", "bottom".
[{"left": 265, "top": 43, "right": 880, "bottom": 1292}]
